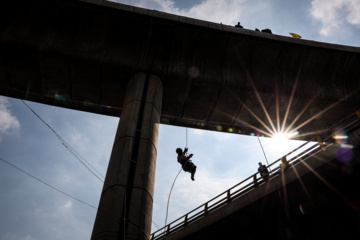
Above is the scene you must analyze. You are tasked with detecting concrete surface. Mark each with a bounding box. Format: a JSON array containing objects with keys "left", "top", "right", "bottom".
[{"left": 1, "top": 0, "right": 359, "bottom": 141}]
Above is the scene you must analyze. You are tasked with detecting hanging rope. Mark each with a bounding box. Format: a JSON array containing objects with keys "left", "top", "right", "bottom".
[
  {"left": 164, "top": 127, "right": 188, "bottom": 233},
  {"left": 186, "top": 127, "right": 188, "bottom": 148},
  {"left": 257, "top": 136, "right": 271, "bottom": 172}
]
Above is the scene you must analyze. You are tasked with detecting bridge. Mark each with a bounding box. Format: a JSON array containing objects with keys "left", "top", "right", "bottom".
[
  {"left": 151, "top": 112, "right": 360, "bottom": 239},
  {"left": 1, "top": 0, "right": 360, "bottom": 239}
]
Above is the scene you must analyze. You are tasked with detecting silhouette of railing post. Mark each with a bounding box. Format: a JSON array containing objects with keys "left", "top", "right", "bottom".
[
  {"left": 166, "top": 224, "right": 170, "bottom": 235},
  {"left": 253, "top": 174, "right": 258, "bottom": 188}
]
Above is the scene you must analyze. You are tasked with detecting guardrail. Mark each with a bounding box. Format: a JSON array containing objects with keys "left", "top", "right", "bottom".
[{"left": 151, "top": 111, "right": 360, "bottom": 240}]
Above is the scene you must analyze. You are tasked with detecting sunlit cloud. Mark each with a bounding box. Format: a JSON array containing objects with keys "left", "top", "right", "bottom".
[
  {"left": 113, "top": 0, "right": 247, "bottom": 25},
  {"left": 0, "top": 96, "right": 20, "bottom": 139},
  {"left": 189, "top": 128, "right": 205, "bottom": 136},
  {"left": 181, "top": 0, "right": 246, "bottom": 24},
  {"left": 67, "top": 132, "right": 90, "bottom": 152},
  {"left": 310, "top": 0, "right": 360, "bottom": 36},
  {"left": 62, "top": 200, "right": 73, "bottom": 210}
]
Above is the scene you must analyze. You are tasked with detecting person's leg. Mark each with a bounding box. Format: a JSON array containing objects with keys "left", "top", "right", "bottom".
[{"left": 191, "top": 165, "right": 197, "bottom": 181}]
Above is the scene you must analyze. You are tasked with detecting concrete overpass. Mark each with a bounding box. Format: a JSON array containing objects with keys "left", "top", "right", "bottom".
[
  {"left": 1, "top": 0, "right": 360, "bottom": 139},
  {"left": 151, "top": 111, "right": 360, "bottom": 240},
  {"left": 1, "top": 0, "right": 360, "bottom": 239}
]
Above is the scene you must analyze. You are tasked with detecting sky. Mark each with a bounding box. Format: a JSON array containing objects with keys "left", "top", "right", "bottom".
[{"left": 0, "top": 0, "right": 359, "bottom": 239}]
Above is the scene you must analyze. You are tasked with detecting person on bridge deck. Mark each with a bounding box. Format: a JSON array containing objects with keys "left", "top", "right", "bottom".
[
  {"left": 235, "top": 22, "right": 243, "bottom": 28},
  {"left": 261, "top": 28, "right": 272, "bottom": 33},
  {"left": 255, "top": 28, "right": 272, "bottom": 34},
  {"left": 277, "top": 163, "right": 284, "bottom": 174},
  {"left": 258, "top": 162, "right": 269, "bottom": 182},
  {"left": 280, "top": 156, "right": 290, "bottom": 170},
  {"left": 176, "top": 147, "right": 197, "bottom": 181}
]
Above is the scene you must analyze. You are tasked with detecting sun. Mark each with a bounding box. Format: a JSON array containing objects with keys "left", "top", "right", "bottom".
[
  {"left": 261, "top": 131, "right": 301, "bottom": 158},
  {"left": 272, "top": 133, "right": 289, "bottom": 142}
]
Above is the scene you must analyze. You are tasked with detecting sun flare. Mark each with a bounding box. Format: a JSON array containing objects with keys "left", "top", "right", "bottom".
[
  {"left": 260, "top": 131, "right": 302, "bottom": 158},
  {"left": 273, "top": 133, "right": 289, "bottom": 142}
]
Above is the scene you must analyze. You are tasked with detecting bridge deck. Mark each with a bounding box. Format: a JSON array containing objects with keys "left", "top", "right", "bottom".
[{"left": 1, "top": 0, "right": 360, "bottom": 140}]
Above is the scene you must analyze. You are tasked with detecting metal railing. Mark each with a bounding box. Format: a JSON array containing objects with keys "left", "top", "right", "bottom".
[{"left": 151, "top": 111, "right": 360, "bottom": 240}]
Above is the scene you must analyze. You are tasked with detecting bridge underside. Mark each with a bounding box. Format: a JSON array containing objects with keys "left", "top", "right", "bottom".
[{"left": 1, "top": 0, "right": 360, "bottom": 140}]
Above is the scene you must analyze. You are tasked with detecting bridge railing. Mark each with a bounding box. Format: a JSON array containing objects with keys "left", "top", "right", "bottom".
[{"left": 151, "top": 111, "right": 360, "bottom": 240}]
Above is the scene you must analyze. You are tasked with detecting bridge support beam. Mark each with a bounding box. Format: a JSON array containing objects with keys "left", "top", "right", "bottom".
[{"left": 91, "top": 73, "right": 163, "bottom": 240}]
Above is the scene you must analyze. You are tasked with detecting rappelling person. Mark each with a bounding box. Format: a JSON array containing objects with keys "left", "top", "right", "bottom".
[{"left": 176, "top": 147, "right": 197, "bottom": 181}]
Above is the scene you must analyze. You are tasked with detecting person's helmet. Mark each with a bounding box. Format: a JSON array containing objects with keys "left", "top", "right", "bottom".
[{"left": 176, "top": 148, "right": 182, "bottom": 154}]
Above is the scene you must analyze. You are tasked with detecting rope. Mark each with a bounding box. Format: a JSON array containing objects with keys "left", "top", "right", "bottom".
[
  {"left": 164, "top": 127, "right": 189, "bottom": 234},
  {"left": 257, "top": 136, "right": 271, "bottom": 171},
  {"left": 164, "top": 168, "right": 182, "bottom": 229}
]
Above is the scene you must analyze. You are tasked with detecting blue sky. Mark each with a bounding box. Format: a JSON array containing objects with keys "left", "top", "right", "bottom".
[{"left": 0, "top": 0, "right": 359, "bottom": 239}]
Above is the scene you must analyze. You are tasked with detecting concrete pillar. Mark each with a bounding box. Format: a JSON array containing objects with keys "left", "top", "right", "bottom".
[{"left": 91, "top": 73, "right": 163, "bottom": 240}]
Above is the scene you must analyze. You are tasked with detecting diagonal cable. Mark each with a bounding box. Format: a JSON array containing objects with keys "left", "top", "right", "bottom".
[
  {"left": 0, "top": 156, "right": 98, "bottom": 209},
  {"left": 21, "top": 100, "right": 104, "bottom": 182}
]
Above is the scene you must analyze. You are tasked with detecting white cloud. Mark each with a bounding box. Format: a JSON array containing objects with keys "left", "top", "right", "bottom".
[
  {"left": 67, "top": 132, "right": 90, "bottom": 152},
  {"left": 189, "top": 128, "right": 205, "bottom": 136},
  {"left": 22, "top": 235, "right": 35, "bottom": 240},
  {"left": 25, "top": 199, "right": 91, "bottom": 240},
  {"left": 180, "top": 0, "right": 246, "bottom": 24},
  {"left": 1, "top": 233, "right": 35, "bottom": 240},
  {"left": 310, "top": 0, "right": 360, "bottom": 36},
  {"left": 113, "top": 0, "right": 178, "bottom": 11},
  {"left": 62, "top": 200, "right": 73, "bottom": 210},
  {"left": 114, "top": 0, "right": 246, "bottom": 25},
  {"left": 0, "top": 97, "right": 20, "bottom": 138}
]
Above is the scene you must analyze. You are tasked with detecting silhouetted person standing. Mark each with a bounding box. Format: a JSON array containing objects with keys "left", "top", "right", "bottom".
[
  {"left": 235, "top": 22, "right": 243, "bottom": 28},
  {"left": 258, "top": 162, "right": 269, "bottom": 182}
]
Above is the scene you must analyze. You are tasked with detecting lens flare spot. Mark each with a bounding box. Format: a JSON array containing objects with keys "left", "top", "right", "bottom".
[
  {"left": 299, "top": 204, "right": 305, "bottom": 215},
  {"left": 333, "top": 132, "right": 348, "bottom": 144},
  {"left": 336, "top": 146, "right": 353, "bottom": 163},
  {"left": 334, "top": 135, "right": 348, "bottom": 140},
  {"left": 216, "top": 125, "right": 223, "bottom": 131},
  {"left": 341, "top": 144, "right": 353, "bottom": 149},
  {"left": 54, "top": 91, "right": 69, "bottom": 105},
  {"left": 228, "top": 128, "right": 234, "bottom": 133}
]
